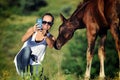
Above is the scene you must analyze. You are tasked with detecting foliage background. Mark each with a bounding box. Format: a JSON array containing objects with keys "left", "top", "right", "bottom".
[{"left": 0, "top": 0, "right": 119, "bottom": 80}]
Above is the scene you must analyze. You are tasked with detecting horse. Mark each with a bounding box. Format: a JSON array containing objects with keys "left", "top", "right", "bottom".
[{"left": 54, "top": 0, "right": 120, "bottom": 79}]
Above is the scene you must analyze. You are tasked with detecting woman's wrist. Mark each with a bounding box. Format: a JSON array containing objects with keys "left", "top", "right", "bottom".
[
  {"left": 32, "top": 27, "right": 36, "bottom": 33},
  {"left": 44, "top": 36, "right": 47, "bottom": 39}
]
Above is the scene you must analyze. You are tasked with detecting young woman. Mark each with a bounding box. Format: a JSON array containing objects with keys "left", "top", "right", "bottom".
[{"left": 14, "top": 13, "right": 55, "bottom": 76}]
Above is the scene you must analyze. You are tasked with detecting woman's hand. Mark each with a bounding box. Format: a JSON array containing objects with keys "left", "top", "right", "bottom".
[
  {"left": 35, "top": 30, "right": 47, "bottom": 41},
  {"left": 33, "top": 24, "right": 38, "bottom": 32},
  {"left": 33, "top": 24, "right": 42, "bottom": 32},
  {"left": 33, "top": 23, "right": 48, "bottom": 41}
]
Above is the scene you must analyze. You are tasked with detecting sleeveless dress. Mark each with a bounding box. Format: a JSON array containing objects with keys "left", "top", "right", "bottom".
[{"left": 28, "top": 32, "right": 50, "bottom": 65}]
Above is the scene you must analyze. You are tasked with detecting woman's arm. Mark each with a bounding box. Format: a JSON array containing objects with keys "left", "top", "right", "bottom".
[
  {"left": 45, "top": 34, "right": 56, "bottom": 48},
  {"left": 21, "top": 27, "right": 34, "bottom": 42}
]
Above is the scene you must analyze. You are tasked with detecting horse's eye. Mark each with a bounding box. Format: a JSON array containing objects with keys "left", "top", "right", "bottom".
[
  {"left": 64, "top": 33, "right": 68, "bottom": 38},
  {"left": 64, "top": 33, "right": 72, "bottom": 39}
]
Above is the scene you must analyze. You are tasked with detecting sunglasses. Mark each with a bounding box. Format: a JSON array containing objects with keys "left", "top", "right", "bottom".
[{"left": 42, "top": 21, "right": 53, "bottom": 26}]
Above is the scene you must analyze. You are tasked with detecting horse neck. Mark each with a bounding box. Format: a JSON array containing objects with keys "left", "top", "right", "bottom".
[
  {"left": 70, "top": 10, "right": 85, "bottom": 29},
  {"left": 70, "top": 1, "right": 89, "bottom": 29}
]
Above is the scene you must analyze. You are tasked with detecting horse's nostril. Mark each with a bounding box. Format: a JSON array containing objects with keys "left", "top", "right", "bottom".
[
  {"left": 54, "top": 42, "right": 61, "bottom": 50},
  {"left": 57, "top": 43, "right": 62, "bottom": 50},
  {"left": 57, "top": 44, "right": 60, "bottom": 48}
]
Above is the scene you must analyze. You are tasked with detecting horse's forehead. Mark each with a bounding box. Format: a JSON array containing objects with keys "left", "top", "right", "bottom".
[{"left": 63, "top": 21, "right": 71, "bottom": 27}]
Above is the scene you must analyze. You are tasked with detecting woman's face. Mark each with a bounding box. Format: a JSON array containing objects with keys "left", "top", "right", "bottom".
[{"left": 42, "top": 15, "right": 53, "bottom": 30}]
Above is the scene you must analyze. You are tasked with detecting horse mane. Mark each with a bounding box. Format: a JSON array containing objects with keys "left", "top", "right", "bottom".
[{"left": 71, "top": 1, "right": 90, "bottom": 17}]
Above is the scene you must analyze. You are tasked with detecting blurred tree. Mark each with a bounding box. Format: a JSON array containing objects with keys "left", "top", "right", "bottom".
[
  {"left": 20, "top": 0, "right": 47, "bottom": 14},
  {"left": 0, "top": 0, "right": 47, "bottom": 18},
  {"left": 0, "top": 0, "right": 19, "bottom": 17}
]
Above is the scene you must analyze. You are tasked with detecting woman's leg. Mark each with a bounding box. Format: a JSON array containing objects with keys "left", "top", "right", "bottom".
[{"left": 17, "top": 47, "right": 31, "bottom": 74}]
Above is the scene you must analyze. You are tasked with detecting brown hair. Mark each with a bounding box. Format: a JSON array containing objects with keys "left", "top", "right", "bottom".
[{"left": 42, "top": 13, "right": 54, "bottom": 24}]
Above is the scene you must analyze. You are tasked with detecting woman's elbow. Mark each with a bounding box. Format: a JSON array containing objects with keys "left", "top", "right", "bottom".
[{"left": 21, "top": 39, "right": 25, "bottom": 43}]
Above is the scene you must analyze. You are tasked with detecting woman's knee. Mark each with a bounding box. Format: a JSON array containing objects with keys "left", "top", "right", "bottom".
[{"left": 23, "top": 47, "right": 31, "bottom": 59}]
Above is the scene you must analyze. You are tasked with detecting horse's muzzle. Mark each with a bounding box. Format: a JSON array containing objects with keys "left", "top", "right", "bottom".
[{"left": 54, "top": 41, "right": 61, "bottom": 50}]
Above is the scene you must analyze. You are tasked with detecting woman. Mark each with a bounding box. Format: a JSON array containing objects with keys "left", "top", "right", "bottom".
[{"left": 14, "top": 13, "right": 55, "bottom": 76}]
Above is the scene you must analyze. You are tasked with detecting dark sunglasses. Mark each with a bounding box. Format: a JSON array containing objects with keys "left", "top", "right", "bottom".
[{"left": 42, "top": 21, "right": 53, "bottom": 26}]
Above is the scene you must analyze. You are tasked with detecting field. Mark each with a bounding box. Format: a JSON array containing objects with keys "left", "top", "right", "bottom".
[{"left": 0, "top": 0, "right": 119, "bottom": 80}]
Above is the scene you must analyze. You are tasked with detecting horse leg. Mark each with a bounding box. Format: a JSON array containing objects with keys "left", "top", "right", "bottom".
[
  {"left": 98, "top": 34, "right": 107, "bottom": 78},
  {"left": 85, "top": 47, "right": 94, "bottom": 79},
  {"left": 111, "top": 19, "right": 120, "bottom": 55},
  {"left": 85, "top": 24, "right": 97, "bottom": 78},
  {"left": 105, "top": 0, "right": 120, "bottom": 65},
  {"left": 109, "top": 19, "right": 120, "bottom": 71}
]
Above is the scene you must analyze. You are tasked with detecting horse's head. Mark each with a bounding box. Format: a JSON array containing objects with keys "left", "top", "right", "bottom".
[{"left": 54, "top": 14, "right": 79, "bottom": 50}]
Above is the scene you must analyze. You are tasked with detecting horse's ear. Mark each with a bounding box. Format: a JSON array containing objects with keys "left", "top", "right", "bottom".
[{"left": 60, "top": 13, "right": 67, "bottom": 22}]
